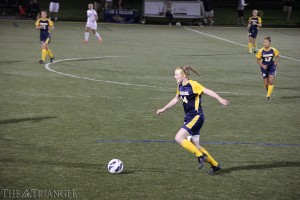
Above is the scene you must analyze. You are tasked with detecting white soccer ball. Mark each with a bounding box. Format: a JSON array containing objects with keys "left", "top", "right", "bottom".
[
  {"left": 176, "top": 22, "right": 181, "bottom": 26},
  {"left": 107, "top": 159, "right": 124, "bottom": 174}
]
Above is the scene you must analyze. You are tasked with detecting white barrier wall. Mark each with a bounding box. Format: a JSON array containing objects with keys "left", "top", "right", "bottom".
[{"left": 144, "top": 0, "right": 204, "bottom": 18}]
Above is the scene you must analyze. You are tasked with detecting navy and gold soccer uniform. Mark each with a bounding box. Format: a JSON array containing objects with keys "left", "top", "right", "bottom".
[
  {"left": 177, "top": 80, "right": 205, "bottom": 136},
  {"left": 35, "top": 18, "right": 53, "bottom": 44},
  {"left": 35, "top": 17, "right": 54, "bottom": 63},
  {"left": 256, "top": 47, "right": 279, "bottom": 79},
  {"left": 248, "top": 16, "right": 262, "bottom": 39}
]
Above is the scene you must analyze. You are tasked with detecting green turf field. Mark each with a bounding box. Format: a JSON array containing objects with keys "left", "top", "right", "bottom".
[{"left": 0, "top": 19, "right": 300, "bottom": 199}]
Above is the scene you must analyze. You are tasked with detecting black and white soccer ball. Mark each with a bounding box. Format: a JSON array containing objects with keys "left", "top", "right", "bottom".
[{"left": 107, "top": 159, "right": 124, "bottom": 174}]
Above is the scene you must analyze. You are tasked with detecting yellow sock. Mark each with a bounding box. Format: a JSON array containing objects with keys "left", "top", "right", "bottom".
[
  {"left": 248, "top": 43, "right": 252, "bottom": 53},
  {"left": 47, "top": 48, "right": 54, "bottom": 58},
  {"left": 200, "top": 147, "right": 218, "bottom": 167},
  {"left": 254, "top": 43, "right": 258, "bottom": 51},
  {"left": 41, "top": 49, "right": 47, "bottom": 61},
  {"left": 267, "top": 85, "right": 274, "bottom": 97},
  {"left": 181, "top": 139, "right": 203, "bottom": 157}
]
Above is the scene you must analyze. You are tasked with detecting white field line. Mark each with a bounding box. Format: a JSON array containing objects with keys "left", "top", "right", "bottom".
[
  {"left": 45, "top": 56, "right": 162, "bottom": 88},
  {"left": 185, "top": 27, "right": 300, "bottom": 62},
  {"left": 44, "top": 56, "right": 263, "bottom": 96}
]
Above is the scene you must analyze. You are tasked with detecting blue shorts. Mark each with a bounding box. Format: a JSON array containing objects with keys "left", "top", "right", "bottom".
[
  {"left": 40, "top": 34, "right": 51, "bottom": 44},
  {"left": 261, "top": 65, "right": 276, "bottom": 79},
  {"left": 248, "top": 29, "right": 258, "bottom": 38},
  {"left": 182, "top": 114, "right": 204, "bottom": 136}
]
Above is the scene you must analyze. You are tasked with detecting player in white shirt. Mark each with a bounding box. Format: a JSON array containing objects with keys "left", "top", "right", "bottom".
[{"left": 83, "top": 3, "right": 102, "bottom": 44}]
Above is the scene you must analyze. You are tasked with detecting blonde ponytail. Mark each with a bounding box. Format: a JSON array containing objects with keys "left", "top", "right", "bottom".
[{"left": 176, "top": 66, "right": 201, "bottom": 77}]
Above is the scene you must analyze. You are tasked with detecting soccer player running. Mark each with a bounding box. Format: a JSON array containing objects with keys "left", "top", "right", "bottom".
[
  {"left": 35, "top": 11, "right": 55, "bottom": 64},
  {"left": 83, "top": 3, "right": 102, "bottom": 44},
  {"left": 256, "top": 37, "right": 280, "bottom": 101},
  {"left": 156, "top": 66, "right": 229, "bottom": 174},
  {"left": 247, "top": 10, "right": 262, "bottom": 54}
]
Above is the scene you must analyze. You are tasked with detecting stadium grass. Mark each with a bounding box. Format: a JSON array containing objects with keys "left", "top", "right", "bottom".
[{"left": 0, "top": 19, "right": 300, "bottom": 199}]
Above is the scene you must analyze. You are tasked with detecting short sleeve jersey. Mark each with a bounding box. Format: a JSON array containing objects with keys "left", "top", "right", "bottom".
[
  {"left": 87, "top": 9, "right": 97, "bottom": 24},
  {"left": 35, "top": 18, "right": 53, "bottom": 37},
  {"left": 176, "top": 80, "right": 205, "bottom": 115},
  {"left": 248, "top": 16, "right": 262, "bottom": 30},
  {"left": 256, "top": 47, "right": 279, "bottom": 66}
]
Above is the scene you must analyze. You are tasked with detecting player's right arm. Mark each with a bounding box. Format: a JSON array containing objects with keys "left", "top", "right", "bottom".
[
  {"left": 156, "top": 94, "right": 180, "bottom": 115},
  {"left": 35, "top": 19, "right": 41, "bottom": 29},
  {"left": 256, "top": 49, "right": 267, "bottom": 69},
  {"left": 247, "top": 17, "right": 251, "bottom": 28}
]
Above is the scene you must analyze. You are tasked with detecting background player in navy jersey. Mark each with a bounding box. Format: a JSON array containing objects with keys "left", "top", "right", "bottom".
[
  {"left": 156, "top": 66, "right": 229, "bottom": 174},
  {"left": 35, "top": 10, "right": 55, "bottom": 64},
  {"left": 256, "top": 37, "right": 280, "bottom": 101},
  {"left": 247, "top": 10, "right": 262, "bottom": 54}
]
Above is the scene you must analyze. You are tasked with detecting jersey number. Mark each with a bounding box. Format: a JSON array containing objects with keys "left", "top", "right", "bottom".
[
  {"left": 264, "top": 57, "right": 272, "bottom": 62},
  {"left": 181, "top": 96, "right": 188, "bottom": 103}
]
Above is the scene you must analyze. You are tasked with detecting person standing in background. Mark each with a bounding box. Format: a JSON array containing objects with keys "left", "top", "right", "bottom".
[
  {"left": 237, "top": 0, "right": 248, "bottom": 26},
  {"left": 283, "top": 0, "right": 293, "bottom": 21},
  {"left": 247, "top": 10, "right": 262, "bottom": 54},
  {"left": 83, "top": 3, "right": 103, "bottom": 44},
  {"left": 163, "top": 1, "right": 174, "bottom": 26},
  {"left": 202, "top": 0, "right": 214, "bottom": 25},
  {"left": 118, "top": 0, "right": 123, "bottom": 9},
  {"left": 49, "top": 0, "right": 60, "bottom": 21}
]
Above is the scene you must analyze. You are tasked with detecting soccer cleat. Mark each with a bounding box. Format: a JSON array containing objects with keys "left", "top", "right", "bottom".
[
  {"left": 38, "top": 60, "right": 44, "bottom": 64},
  {"left": 266, "top": 96, "right": 271, "bottom": 101},
  {"left": 197, "top": 154, "right": 207, "bottom": 169},
  {"left": 208, "top": 164, "right": 222, "bottom": 175},
  {"left": 254, "top": 48, "right": 258, "bottom": 53},
  {"left": 50, "top": 57, "right": 55, "bottom": 63}
]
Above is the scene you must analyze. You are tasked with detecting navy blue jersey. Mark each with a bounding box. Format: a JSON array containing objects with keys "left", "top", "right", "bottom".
[
  {"left": 256, "top": 47, "right": 280, "bottom": 66},
  {"left": 177, "top": 80, "right": 205, "bottom": 116},
  {"left": 248, "top": 16, "right": 262, "bottom": 30},
  {"left": 35, "top": 18, "right": 53, "bottom": 38}
]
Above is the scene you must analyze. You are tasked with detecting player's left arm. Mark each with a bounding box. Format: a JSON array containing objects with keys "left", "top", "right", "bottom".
[
  {"left": 203, "top": 88, "right": 229, "bottom": 106},
  {"left": 274, "top": 48, "right": 280, "bottom": 66},
  {"left": 49, "top": 20, "right": 55, "bottom": 30},
  {"left": 257, "top": 17, "right": 262, "bottom": 27}
]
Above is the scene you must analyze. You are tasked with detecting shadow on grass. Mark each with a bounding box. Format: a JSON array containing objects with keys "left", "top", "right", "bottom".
[
  {"left": 0, "top": 116, "right": 57, "bottom": 125},
  {"left": 218, "top": 162, "right": 300, "bottom": 175}
]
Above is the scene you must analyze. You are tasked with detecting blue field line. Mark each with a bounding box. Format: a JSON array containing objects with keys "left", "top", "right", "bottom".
[{"left": 96, "top": 139, "right": 300, "bottom": 147}]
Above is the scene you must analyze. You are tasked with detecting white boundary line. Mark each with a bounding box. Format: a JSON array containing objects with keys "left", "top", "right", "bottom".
[
  {"left": 185, "top": 27, "right": 300, "bottom": 62},
  {"left": 44, "top": 56, "right": 263, "bottom": 96}
]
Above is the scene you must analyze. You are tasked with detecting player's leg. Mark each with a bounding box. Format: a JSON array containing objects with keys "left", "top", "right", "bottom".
[
  {"left": 191, "top": 135, "right": 218, "bottom": 167},
  {"left": 266, "top": 75, "right": 275, "bottom": 100},
  {"left": 84, "top": 27, "right": 91, "bottom": 43},
  {"left": 252, "top": 30, "right": 258, "bottom": 53},
  {"left": 92, "top": 29, "right": 102, "bottom": 43},
  {"left": 39, "top": 40, "right": 48, "bottom": 64},
  {"left": 253, "top": 37, "right": 258, "bottom": 53},
  {"left": 261, "top": 67, "right": 269, "bottom": 92},
  {"left": 175, "top": 128, "right": 206, "bottom": 169},
  {"left": 45, "top": 37, "right": 54, "bottom": 62},
  {"left": 248, "top": 36, "right": 253, "bottom": 54},
  {"left": 54, "top": 3, "right": 59, "bottom": 21}
]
